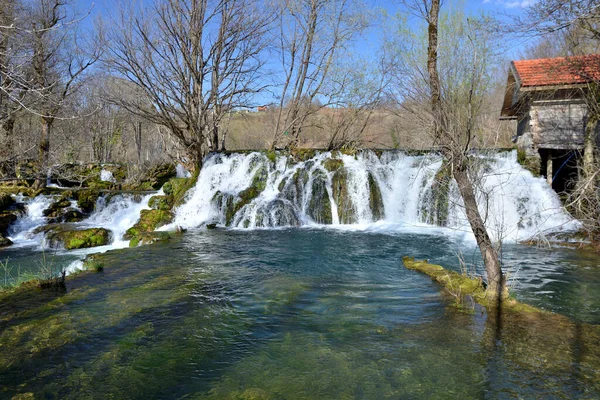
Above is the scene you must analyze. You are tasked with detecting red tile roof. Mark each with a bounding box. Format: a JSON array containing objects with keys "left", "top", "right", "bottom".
[{"left": 513, "top": 54, "right": 600, "bottom": 87}]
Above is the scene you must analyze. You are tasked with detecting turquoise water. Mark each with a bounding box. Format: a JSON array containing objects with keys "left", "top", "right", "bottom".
[{"left": 1, "top": 229, "right": 599, "bottom": 399}]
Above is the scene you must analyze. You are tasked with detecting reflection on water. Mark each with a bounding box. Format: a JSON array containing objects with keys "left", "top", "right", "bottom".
[{"left": 0, "top": 229, "right": 599, "bottom": 399}]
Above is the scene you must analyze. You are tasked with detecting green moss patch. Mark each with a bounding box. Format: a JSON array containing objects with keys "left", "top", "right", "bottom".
[
  {"left": 402, "top": 256, "right": 540, "bottom": 313},
  {"left": 124, "top": 210, "right": 174, "bottom": 240},
  {"left": 46, "top": 227, "right": 112, "bottom": 250}
]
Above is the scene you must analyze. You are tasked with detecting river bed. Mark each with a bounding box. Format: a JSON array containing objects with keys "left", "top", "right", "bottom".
[{"left": 1, "top": 228, "right": 599, "bottom": 399}]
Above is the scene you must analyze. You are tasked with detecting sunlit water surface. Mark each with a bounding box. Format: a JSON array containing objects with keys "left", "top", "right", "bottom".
[{"left": 1, "top": 228, "right": 599, "bottom": 399}]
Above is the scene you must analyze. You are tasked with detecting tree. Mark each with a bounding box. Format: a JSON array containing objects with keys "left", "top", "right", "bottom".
[
  {"left": 390, "top": 1, "right": 506, "bottom": 299},
  {"left": 0, "top": 0, "right": 25, "bottom": 159},
  {"left": 25, "top": 0, "right": 99, "bottom": 185},
  {"left": 105, "top": 0, "right": 272, "bottom": 167},
  {"left": 269, "top": 0, "right": 370, "bottom": 149}
]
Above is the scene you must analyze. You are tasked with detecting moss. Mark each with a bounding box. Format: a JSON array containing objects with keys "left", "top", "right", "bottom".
[
  {"left": 148, "top": 195, "right": 174, "bottom": 211},
  {"left": 306, "top": 170, "right": 332, "bottom": 224},
  {"left": 0, "top": 192, "right": 14, "bottom": 212},
  {"left": 265, "top": 149, "right": 277, "bottom": 164},
  {"left": 0, "top": 211, "right": 18, "bottom": 236},
  {"left": 82, "top": 255, "right": 104, "bottom": 272},
  {"left": 124, "top": 210, "right": 174, "bottom": 239},
  {"left": 46, "top": 228, "right": 112, "bottom": 250},
  {"left": 402, "top": 257, "right": 543, "bottom": 313},
  {"left": 216, "top": 166, "right": 268, "bottom": 226},
  {"left": 322, "top": 158, "right": 344, "bottom": 172},
  {"left": 291, "top": 148, "right": 317, "bottom": 161},
  {"left": 163, "top": 176, "right": 196, "bottom": 206},
  {"left": 516, "top": 148, "right": 541, "bottom": 177},
  {"left": 332, "top": 168, "right": 357, "bottom": 224},
  {"left": 76, "top": 190, "right": 100, "bottom": 213},
  {"left": 421, "top": 161, "right": 451, "bottom": 226},
  {"left": 368, "top": 172, "right": 384, "bottom": 221}
]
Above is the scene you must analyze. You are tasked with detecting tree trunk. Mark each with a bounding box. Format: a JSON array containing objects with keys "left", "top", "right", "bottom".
[
  {"left": 453, "top": 161, "right": 505, "bottom": 299},
  {"left": 425, "top": 0, "right": 505, "bottom": 301},
  {"left": 0, "top": 117, "right": 15, "bottom": 159},
  {"left": 35, "top": 116, "right": 52, "bottom": 188},
  {"left": 583, "top": 116, "right": 597, "bottom": 181}
]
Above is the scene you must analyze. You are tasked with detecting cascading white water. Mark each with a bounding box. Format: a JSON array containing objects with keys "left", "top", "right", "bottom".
[
  {"left": 100, "top": 169, "right": 116, "bottom": 182},
  {"left": 7, "top": 191, "right": 155, "bottom": 251},
  {"left": 7, "top": 195, "right": 55, "bottom": 245},
  {"left": 75, "top": 191, "right": 157, "bottom": 247},
  {"left": 170, "top": 150, "right": 579, "bottom": 242}
]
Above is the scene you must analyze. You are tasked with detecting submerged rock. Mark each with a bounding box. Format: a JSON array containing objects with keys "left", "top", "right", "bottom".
[{"left": 129, "top": 231, "right": 175, "bottom": 247}]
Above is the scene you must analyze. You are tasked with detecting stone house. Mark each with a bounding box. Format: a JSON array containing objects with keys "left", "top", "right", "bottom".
[{"left": 501, "top": 54, "right": 600, "bottom": 192}]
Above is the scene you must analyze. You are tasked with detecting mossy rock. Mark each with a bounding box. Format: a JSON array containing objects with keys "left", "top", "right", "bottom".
[
  {"left": 141, "top": 163, "right": 177, "bottom": 190},
  {"left": 163, "top": 177, "right": 196, "bottom": 206},
  {"left": 0, "top": 234, "right": 12, "bottom": 247},
  {"left": 332, "top": 168, "right": 357, "bottom": 224},
  {"left": 216, "top": 166, "right": 269, "bottom": 226},
  {"left": 322, "top": 158, "right": 344, "bottom": 172},
  {"left": 42, "top": 199, "right": 72, "bottom": 217},
  {"left": 291, "top": 148, "right": 317, "bottom": 162},
  {"left": 421, "top": 162, "right": 451, "bottom": 226},
  {"left": 15, "top": 161, "right": 39, "bottom": 180},
  {"left": 0, "top": 211, "right": 18, "bottom": 236},
  {"left": 148, "top": 195, "right": 174, "bottom": 211},
  {"left": 46, "top": 227, "right": 112, "bottom": 250},
  {"left": 129, "top": 231, "right": 175, "bottom": 247},
  {"left": 0, "top": 193, "right": 14, "bottom": 212},
  {"left": 368, "top": 172, "right": 385, "bottom": 221},
  {"left": 75, "top": 190, "right": 100, "bottom": 213},
  {"left": 124, "top": 209, "right": 174, "bottom": 239},
  {"left": 307, "top": 170, "right": 332, "bottom": 224},
  {"left": 516, "top": 148, "right": 541, "bottom": 177}
]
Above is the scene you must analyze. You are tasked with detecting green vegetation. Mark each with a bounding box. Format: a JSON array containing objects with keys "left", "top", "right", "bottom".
[
  {"left": 402, "top": 257, "right": 540, "bottom": 312},
  {"left": 44, "top": 227, "right": 112, "bottom": 250},
  {"left": 124, "top": 210, "right": 174, "bottom": 240},
  {"left": 332, "top": 168, "right": 357, "bottom": 224}
]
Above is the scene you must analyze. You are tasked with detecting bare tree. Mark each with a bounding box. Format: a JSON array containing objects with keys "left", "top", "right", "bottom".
[
  {"left": 389, "top": 1, "right": 506, "bottom": 299},
  {"left": 270, "top": 0, "right": 369, "bottom": 149},
  {"left": 23, "top": 0, "right": 100, "bottom": 185},
  {"left": 105, "top": 0, "right": 272, "bottom": 167},
  {"left": 0, "top": 0, "right": 25, "bottom": 159}
]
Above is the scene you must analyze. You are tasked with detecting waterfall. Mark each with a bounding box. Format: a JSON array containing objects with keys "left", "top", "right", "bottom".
[
  {"left": 7, "top": 195, "right": 55, "bottom": 245},
  {"left": 75, "top": 192, "right": 156, "bottom": 247},
  {"left": 7, "top": 192, "right": 154, "bottom": 250},
  {"left": 171, "top": 150, "right": 579, "bottom": 242}
]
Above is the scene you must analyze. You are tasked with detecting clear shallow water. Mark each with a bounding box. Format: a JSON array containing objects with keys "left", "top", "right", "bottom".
[{"left": 0, "top": 229, "right": 599, "bottom": 399}]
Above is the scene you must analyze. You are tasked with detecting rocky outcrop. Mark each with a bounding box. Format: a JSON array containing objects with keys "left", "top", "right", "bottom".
[
  {"left": 332, "top": 168, "right": 357, "bottom": 224},
  {"left": 368, "top": 172, "right": 385, "bottom": 221},
  {"left": 124, "top": 210, "right": 174, "bottom": 239},
  {"left": 307, "top": 169, "right": 332, "bottom": 224},
  {"left": 40, "top": 226, "right": 112, "bottom": 250},
  {"left": 421, "top": 162, "right": 451, "bottom": 227},
  {"left": 212, "top": 165, "right": 269, "bottom": 226}
]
